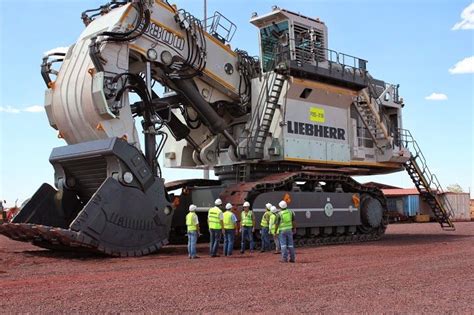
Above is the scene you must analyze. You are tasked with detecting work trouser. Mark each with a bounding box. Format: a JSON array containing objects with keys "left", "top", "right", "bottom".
[
  {"left": 240, "top": 226, "right": 254, "bottom": 252},
  {"left": 1, "top": 209, "right": 6, "bottom": 224},
  {"left": 224, "top": 229, "right": 235, "bottom": 256},
  {"left": 260, "top": 227, "right": 270, "bottom": 251},
  {"left": 209, "top": 229, "right": 222, "bottom": 256},
  {"left": 279, "top": 230, "right": 295, "bottom": 262},
  {"left": 271, "top": 233, "right": 280, "bottom": 252},
  {"left": 187, "top": 231, "right": 198, "bottom": 258}
]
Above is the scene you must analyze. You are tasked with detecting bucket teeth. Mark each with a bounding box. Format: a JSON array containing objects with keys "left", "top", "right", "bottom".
[{"left": 0, "top": 138, "right": 173, "bottom": 256}]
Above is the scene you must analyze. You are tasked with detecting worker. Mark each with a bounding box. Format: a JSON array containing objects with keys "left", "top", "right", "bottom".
[
  {"left": 240, "top": 201, "right": 255, "bottom": 253},
  {"left": 208, "top": 198, "right": 225, "bottom": 257},
  {"left": 259, "top": 203, "right": 272, "bottom": 252},
  {"left": 0, "top": 200, "right": 4, "bottom": 224},
  {"left": 276, "top": 200, "right": 296, "bottom": 263},
  {"left": 268, "top": 205, "right": 280, "bottom": 254},
  {"left": 186, "top": 204, "right": 200, "bottom": 259},
  {"left": 223, "top": 203, "right": 238, "bottom": 256}
]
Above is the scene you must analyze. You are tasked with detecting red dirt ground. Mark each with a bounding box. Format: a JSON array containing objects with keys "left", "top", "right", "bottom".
[{"left": 1, "top": 222, "right": 473, "bottom": 313}]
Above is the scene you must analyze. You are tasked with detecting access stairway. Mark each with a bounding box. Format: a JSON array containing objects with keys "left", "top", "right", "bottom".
[
  {"left": 399, "top": 129, "right": 455, "bottom": 230},
  {"left": 352, "top": 78, "right": 391, "bottom": 150},
  {"left": 244, "top": 70, "right": 286, "bottom": 159}
]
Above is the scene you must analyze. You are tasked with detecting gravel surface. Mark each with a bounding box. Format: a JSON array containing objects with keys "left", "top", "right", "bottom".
[{"left": 1, "top": 222, "right": 473, "bottom": 313}]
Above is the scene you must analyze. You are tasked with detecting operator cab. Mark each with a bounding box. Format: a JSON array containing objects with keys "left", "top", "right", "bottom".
[
  {"left": 258, "top": 19, "right": 290, "bottom": 72},
  {"left": 251, "top": 7, "right": 367, "bottom": 90},
  {"left": 251, "top": 6, "right": 328, "bottom": 72}
]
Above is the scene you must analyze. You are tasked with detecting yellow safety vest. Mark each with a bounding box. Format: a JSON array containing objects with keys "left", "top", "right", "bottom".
[
  {"left": 223, "top": 211, "right": 235, "bottom": 229},
  {"left": 241, "top": 210, "right": 253, "bottom": 227},
  {"left": 186, "top": 212, "right": 198, "bottom": 232},
  {"left": 269, "top": 213, "right": 279, "bottom": 235},
  {"left": 208, "top": 206, "right": 222, "bottom": 229},
  {"left": 279, "top": 209, "right": 293, "bottom": 232},
  {"left": 260, "top": 210, "right": 271, "bottom": 228}
]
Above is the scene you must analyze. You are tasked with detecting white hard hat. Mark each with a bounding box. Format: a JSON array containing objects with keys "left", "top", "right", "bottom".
[
  {"left": 270, "top": 206, "right": 278, "bottom": 213},
  {"left": 225, "top": 203, "right": 232, "bottom": 210},
  {"left": 214, "top": 198, "right": 222, "bottom": 206},
  {"left": 189, "top": 204, "right": 197, "bottom": 212},
  {"left": 278, "top": 200, "right": 287, "bottom": 209},
  {"left": 243, "top": 201, "right": 250, "bottom": 207},
  {"left": 265, "top": 203, "right": 272, "bottom": 210}
]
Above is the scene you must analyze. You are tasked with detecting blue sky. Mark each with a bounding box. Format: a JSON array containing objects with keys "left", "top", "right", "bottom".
[{"left": 0, "top": 0, "right": 473, "bottom": 206}]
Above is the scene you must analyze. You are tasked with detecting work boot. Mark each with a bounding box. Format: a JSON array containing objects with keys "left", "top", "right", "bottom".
[
  {"left": 289, "top": 259, "right": 295, "bottom": 263},
  {"left": 279, "top": 259, "right": 288, "bottom": 263}
]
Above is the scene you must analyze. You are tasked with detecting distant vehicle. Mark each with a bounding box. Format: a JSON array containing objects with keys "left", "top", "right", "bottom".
[{"left": 1, "top": 200, "right": 19, "bottom": 224}]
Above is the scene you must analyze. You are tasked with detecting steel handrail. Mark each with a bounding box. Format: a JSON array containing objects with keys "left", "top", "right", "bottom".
[{"left": 398, "top": 128, "right": 455, "bottom": 219}]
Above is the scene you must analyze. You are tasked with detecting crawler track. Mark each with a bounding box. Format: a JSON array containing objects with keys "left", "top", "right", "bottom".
[{"left": 220, "top": 171, "right": 388, "bottom": 246}]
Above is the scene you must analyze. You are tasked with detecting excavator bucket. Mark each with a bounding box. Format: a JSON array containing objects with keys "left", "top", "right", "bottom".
[{"left": 0, "top": 138, "right": 173, "bottom": 256}]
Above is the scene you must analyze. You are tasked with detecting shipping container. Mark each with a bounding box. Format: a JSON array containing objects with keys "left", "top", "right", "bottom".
[
  {"left": 440, "top": 193, "right": 470, "bottom": 221},
  {"left": 403, "top": 195, "right": 419, "bottom": 217},
  {"left": 387, "top": 198, "right": 402, "bottom": 213},
  {"left": 386, "top": 195, "right": 419, "bottom": 217},
  {"left": 383, "top": 189, "right": 472, "bottom": 222}
]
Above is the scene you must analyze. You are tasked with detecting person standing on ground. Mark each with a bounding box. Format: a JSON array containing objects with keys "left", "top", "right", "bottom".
[
  {"left": 240, "top": 201, "right": 255, "bottom": 254},
  {"left": 0, "top": 200, "right": 5, "bottom": 224},
  {"left": 186, "top": 204, "right": 200, "bottom": 259},
  {"left": 259, "top": 203, "right": 272, "bottom": 252},
  {"left": 269, "top": 205, "right": 280, "bottom": 254},
  {"left": 208, "top": 199, "right": 225, "bottom": 257},
  {"left": 276, "top": 200, "right": 296, "bottom": 263},
  {"left": 223, "top": 203, "right": 238, "bottom": 256}
]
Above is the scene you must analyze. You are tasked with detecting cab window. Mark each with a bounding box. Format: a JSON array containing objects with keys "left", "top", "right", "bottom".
[{"left": 260, "top": 20, "right": 289, "bottom": 72}]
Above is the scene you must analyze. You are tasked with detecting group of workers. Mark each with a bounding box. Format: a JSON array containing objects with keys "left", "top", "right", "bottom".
[{"left": 185, "top": 198, "right": 296, "bottom": 263}]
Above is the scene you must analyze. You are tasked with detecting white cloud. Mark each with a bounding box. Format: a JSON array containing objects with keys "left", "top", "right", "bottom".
[
  {"left": 452, "top": 3, "right": 474, "bottom": 30},
  {"left": 0, "top": 106, "right": 21, "bottom": 114},
  {"left": 425, "top": 93, "right": 448, "bottom": 101},
  {"left": 24, "top": 105, "right": 45, "bottom": 113},
  {"left": 449, "top": 56, "right": 474, "bottom": 74},
  {"left": 0, "top": 105, "right": 45, "bottom": 114},
  {"left": 43, "top": 46, "right": 69, "bottom": 57}
]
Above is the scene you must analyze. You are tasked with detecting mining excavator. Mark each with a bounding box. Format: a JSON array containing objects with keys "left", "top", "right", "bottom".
[{"left": 0, "top": 0, "right": 456, "bottom": 256}]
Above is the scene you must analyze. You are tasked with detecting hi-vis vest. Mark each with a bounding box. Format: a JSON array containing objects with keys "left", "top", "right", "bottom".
[
  {"left": 223, "top": 211, "right": 235, "bottom": 229},
  {"left": 186, "top": 212, "right": 198, "bottom": 232},
  {"left": 279, "top": 209, "right": 293, "bottom": 232},
  {"left": 260, "top": 210, "right": 271, "bottom": 228},
  {"left": 269, "top": 213, "right": 279, "bottom": 235},
  {"left": 241, "top": 210, "right": 253, "bottom": 227},
  {"left": 208, "top": 206, "right": 222, "bottom": 229}
]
